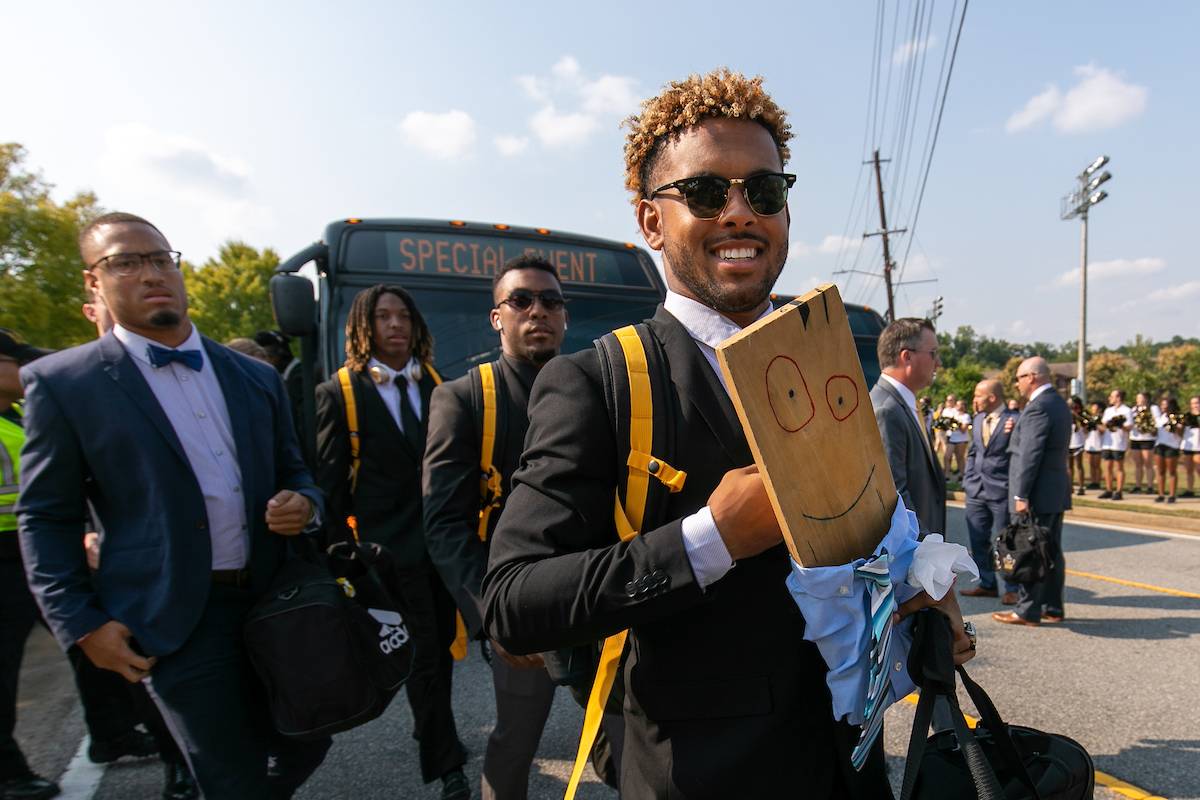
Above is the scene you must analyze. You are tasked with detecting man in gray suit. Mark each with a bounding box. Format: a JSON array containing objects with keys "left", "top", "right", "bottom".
[
  {"left": 960, "top": 379, "right": 1020, "bottom": 603},
  {"left": 993, "top": 357, "right": 1073, "bottom": 627},
  {"left": 870, "top": 318, "right": 946, "bottom": 536}
]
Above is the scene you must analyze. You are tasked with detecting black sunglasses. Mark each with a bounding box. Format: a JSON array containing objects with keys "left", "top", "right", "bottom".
[
  {"left": 650, "top": 172, "right": 796, "bottom": 219},
  {"left": 497, "top": 290, "right": 566, "bottom": 312}
]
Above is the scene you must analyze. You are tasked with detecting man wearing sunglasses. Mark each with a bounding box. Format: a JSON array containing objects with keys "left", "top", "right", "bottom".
[
  {"left": 424, "top": 255, "right": 595, "bottom": 798},
  {"left": 482, "top": 70, "right": 970, "bottom": 799}
]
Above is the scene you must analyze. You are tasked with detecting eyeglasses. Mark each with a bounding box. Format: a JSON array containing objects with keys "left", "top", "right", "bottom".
[
  {"left": 89, "top": 250, "right": 182, "bottom": 277},
  {"left": 1015, "top": 372, "right": 1034, "bottom": 381},
  {"left": 650, "top": 172, "right": 796, "bottom": 219},
  {"left": 904, "top": 348, "right": 940, "bottom": 359},
  {"left": 497, "top": 290, "right": 566, "bottom": 312}
]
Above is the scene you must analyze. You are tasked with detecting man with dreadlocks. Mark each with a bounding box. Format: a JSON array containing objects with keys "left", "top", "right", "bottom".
[
  {"left": 483, "top": 70, "right": 973, "bottom": 798},
  {"left": 314, "top": 284, "right": 469, "bottom": 800}
]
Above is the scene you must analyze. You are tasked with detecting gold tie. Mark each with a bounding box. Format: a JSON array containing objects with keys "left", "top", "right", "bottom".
[{"left": 983, "top": 415, "right": 994, "bottom": 447}]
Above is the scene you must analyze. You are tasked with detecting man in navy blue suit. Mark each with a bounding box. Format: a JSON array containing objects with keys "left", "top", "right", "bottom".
[
  {"left": 17, "top": 212, "right": 326, "bottom": 799},
  {"left": 960, "top": 379, "right": 1020, "bottom": 603}
]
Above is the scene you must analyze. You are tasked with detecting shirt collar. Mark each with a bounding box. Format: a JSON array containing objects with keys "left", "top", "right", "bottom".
[
  {"left": 880, "top": 373, "right": 918, "bottom": 415},
  {"left": 663, "top": 289, "right": 773, "bottom": 351},
  {"left": 113, "top": 323, "right": 204, "bottom": 370},
  {"left": 1030, "top": 383, "right": 1053, "bottom": 402}
]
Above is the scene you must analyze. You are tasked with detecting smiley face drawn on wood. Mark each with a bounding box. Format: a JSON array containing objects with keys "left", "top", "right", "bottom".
[{"left": 717, "top": 284, "right": 897, "bottom": 567}]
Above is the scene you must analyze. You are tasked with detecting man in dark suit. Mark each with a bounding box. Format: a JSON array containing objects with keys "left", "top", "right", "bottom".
[
  {"left": 870, "top": 318, "right": 946, "bottom": 536},
  {"left": 483, "top": 72, "right": 902, "bottom": 799},
  {"left": 424, "top": 254, "right": 586, "bottom": 799},
  {"left": 315, "top": 284, "right": 468, "bottom": 800},
  {"left": 960, "top": 379, "right": 1020, "bottom": 602},
  {"left": 17, "top": 212, "right": 326, "bottom": 799},
  {"left": 993, "top": 357, "right": 1073, "bottom": 627}
]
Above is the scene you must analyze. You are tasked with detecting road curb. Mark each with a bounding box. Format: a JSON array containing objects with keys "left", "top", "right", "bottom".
[{"left": 946, "top": 491, "right": 1200, "bottom": 536}]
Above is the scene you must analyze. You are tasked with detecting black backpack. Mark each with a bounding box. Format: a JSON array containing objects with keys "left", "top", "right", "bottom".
[
  {"left": 244, "top": 540, "right": 415, "bottom": 740},
  {"left": 900, "top": 611, "right": 1095, "bottom": 799}
]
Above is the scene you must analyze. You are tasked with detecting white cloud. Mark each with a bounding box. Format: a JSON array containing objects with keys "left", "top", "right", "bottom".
[
  {"left": 494, "top": 135, "right": 530, "bottom": 157},
  {"left": 894, "top": 34, "right": 937, "bottom": 65},
  {"left": 530, "top": 106, "right": 596, "bottom": 148},
  {"left": 1008, "top": 319, "right": 1032, "bottom": 339},
  {"left": 1054, "top": 64, "right": 1148, "bottom": 134},
  {"left": 1005, "top": 86, "right": 1061, "bottom": 133},
  {"left": 817, "top": 234, "right": 861, "bottom": 255},
  {"left": 517, "top": 56, "right": 641, "bottom": 150},
  {"left": 1053, "top": 257, "right": 1165, "bottom": 287},
  {"left": 1147, "top": 280, "right": 1200, "bottom": 303},
  {"left": 1006, "top": 65, "right": 1147, "bottom": 135},
  {"left": 397, "top": 110, "right": 476, "bottom": 159},
  {"left": 97, "top": 123, "right": 270, "bottom": 256}
]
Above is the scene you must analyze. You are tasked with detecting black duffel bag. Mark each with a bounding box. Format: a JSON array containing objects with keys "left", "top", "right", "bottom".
[
  {"left": 900, "top": 611, "right": 1094, "bottom": 799},
  {"left": 244, "top": 539, "right": 415, "bottom": 740},
  {"left": 992, "top": 512, "right": 1053, "bottom": 585}
]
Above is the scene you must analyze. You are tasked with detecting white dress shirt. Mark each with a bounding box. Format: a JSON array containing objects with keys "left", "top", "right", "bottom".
[
  {"left": 879, "top": 373, "right": 924, "bottom": 433},
  {"left": 662, "top": 290, "right": 773, "bottom": 589},
  {"left": 367, "top": 357, "right": 423, "bottom": 431},
  {"left": 113, "top": 324, "right": 249, "bottom": 569}
]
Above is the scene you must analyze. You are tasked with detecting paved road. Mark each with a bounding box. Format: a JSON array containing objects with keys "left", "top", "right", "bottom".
[{"left": 17, "top": 506, "right": 1199, "bottom": 798}]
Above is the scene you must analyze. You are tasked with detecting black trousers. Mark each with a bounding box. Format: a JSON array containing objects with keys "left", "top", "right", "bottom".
[
  {"left": 144, "top": 583, "right": 329, "bottom": 800},
  {"left": 398, "top": 559, "right": 467, "bottom": 783},
  {"left": 0, "top": 553, "right": 146, "bottom": 779},
  {"left": 1015, "top": 512, "right": 1066, "bottom": 622}
]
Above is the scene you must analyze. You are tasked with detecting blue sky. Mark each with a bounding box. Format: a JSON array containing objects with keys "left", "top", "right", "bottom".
[{"left": 6, "top": 1, "right": 1197, "bottom": 347}]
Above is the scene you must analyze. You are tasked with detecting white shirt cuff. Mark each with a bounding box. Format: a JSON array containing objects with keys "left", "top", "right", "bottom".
[{"left": 681, "top": 506, "right": 734, "bottom": 589}]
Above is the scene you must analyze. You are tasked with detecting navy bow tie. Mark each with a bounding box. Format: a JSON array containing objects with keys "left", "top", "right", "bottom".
[{"left": 147, "top": 344, "right": 203, "bottom": 371}]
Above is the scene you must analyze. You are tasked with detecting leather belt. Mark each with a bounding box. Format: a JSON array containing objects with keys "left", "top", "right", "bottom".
[{"left": 211, "top": 568, "right": 251, "bottom": 589}]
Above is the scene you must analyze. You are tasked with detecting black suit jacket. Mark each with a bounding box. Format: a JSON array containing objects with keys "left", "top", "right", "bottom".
[
  {"left": 1008, "top": 387, "right": 1073, "bottom": 515},
  {"left": 962, "top": 409, "right": 1019, "bottom": 504},
  {"left": 314, "top": 366, "right": 438, "bottom": 567},
  {"left": 483, "top": 307, "right": 874, "bottom": 799},
  {"left": 17, "top": 333, "right": 322, "bottom": 655},
  {"left": 422, "top": 355, "right": 538, "bottom": 638},
  {"left": 870, "top": 378, "right": 946, "bottom": 535}
]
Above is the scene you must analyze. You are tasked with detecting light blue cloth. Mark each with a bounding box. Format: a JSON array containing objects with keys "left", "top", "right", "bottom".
[{"left": 786, "top": 494, "right": 921, "bottom": 725}]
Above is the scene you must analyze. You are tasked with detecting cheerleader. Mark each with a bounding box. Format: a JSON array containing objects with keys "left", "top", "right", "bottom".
[
  {"left": 1084, "top": 401, "right": 1104, "bottom": 489},
  {"left": 1182, "top": 395, "right": 1200, "bottom": 498},
  {"left": 1069, "top": 396, "right": 1087, "bottom": 496},
  {"left": 1129, "top": 391, "right": 1160, "bottom": 494},
  {"left": 1155, "top": 395, "right": 1183, "bottom": 503},
  {"left": 1101, "top": 389, "right": 1133, "bottom": 500}
]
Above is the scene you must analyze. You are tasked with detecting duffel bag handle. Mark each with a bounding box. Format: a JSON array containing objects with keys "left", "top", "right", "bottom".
[
  {"left": 955, "top": 666, "right": 1042, "bottom": 800},
  {"left": 898, "top": 612, "right": 1005, "bottom": 800}
]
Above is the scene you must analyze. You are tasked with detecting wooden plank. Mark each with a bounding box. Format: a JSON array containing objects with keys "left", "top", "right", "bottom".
[{"left": 717, "top": 284, "right": 896, "bottom": 567}]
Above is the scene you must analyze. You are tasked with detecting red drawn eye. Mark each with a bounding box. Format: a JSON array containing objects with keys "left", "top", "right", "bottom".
[
  {"left": 826, "top": 374, "right": 859, "bottom": 422},
  {"left": 766, "top": 355, "right": 815, "bottom": 432}
]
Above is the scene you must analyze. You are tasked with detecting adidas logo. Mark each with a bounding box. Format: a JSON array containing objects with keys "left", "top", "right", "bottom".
[{"left": 368, "top": 608, "right": 410, "bottom": 655}]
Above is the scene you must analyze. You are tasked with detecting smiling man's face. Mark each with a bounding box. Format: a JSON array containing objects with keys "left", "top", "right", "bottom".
[{"left": 637, "top": 117, "right": 789, "bottom": 326}]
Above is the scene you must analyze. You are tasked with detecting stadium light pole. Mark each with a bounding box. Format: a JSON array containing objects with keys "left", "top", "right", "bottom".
[{"left": 1060, "top": 156, "right": 1111, "bottom": 404}]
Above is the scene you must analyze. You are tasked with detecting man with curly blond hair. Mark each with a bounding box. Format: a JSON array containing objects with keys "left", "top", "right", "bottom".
[{"left": 484, "top": 69, "right": 970, "bottom": 798}]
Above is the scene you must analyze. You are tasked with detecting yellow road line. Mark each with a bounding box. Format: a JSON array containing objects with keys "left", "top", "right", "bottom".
[
  {"left": 898, "top": 694, "right": 1167, "bottom": 799},
  {"left": 1065, "top": 568, "right": 1200, "bottom": 599}
]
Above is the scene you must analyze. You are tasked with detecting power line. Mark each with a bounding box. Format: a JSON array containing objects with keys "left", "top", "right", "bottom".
[{"left": 895, "top": 0, "right": 969, "bottom": 288}]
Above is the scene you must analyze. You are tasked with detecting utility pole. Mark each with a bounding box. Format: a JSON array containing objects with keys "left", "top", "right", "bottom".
[
  {"left": 867, "top": 149, "right": 900, "bottom": 322},
  {"left": 834, "top": 150, "right": 933, "bottom": 320},
  {"left": 1060, "top": 155, "right": 1111, "bottom": 405}
]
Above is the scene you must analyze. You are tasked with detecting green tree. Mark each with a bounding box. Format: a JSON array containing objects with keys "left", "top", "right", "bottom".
[
  {"left": 1156, "top": 344, "right": 1200, "bottom": 399},
  {"left": 182, "top": 241, "right": 281, "bottom": 344},
  {"left": 930, "top": 356, "right": 987, "bottom": 407},
  {"left": 0, "top": 143, "right": 101, "bottom": 349},
  {"left": 1086, "top": 352, "right": 1131, "bottom": 399}
]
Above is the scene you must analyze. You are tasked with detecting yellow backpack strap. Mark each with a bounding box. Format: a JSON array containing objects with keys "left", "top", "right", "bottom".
[
  {"left": 477, "top": 362, "right": 503, "bottom": 541},
  {"left": 337, "top": 367, "right": 361, "bottom": 494},
  {"left": 565, "top": 325, "right": 685, "bottom": 799},
  {"left": 424, "top": 361, "right": 443, "bottom": 385}
]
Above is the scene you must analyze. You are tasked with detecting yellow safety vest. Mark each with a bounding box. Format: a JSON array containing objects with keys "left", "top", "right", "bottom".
[{"left": 0, "top": 405, "right": 25, "bottom": 532}]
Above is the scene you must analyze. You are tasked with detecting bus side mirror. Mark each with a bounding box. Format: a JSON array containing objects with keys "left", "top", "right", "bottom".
[{"left": 270, "top": 274, "right": 316, "bottom": 337}]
